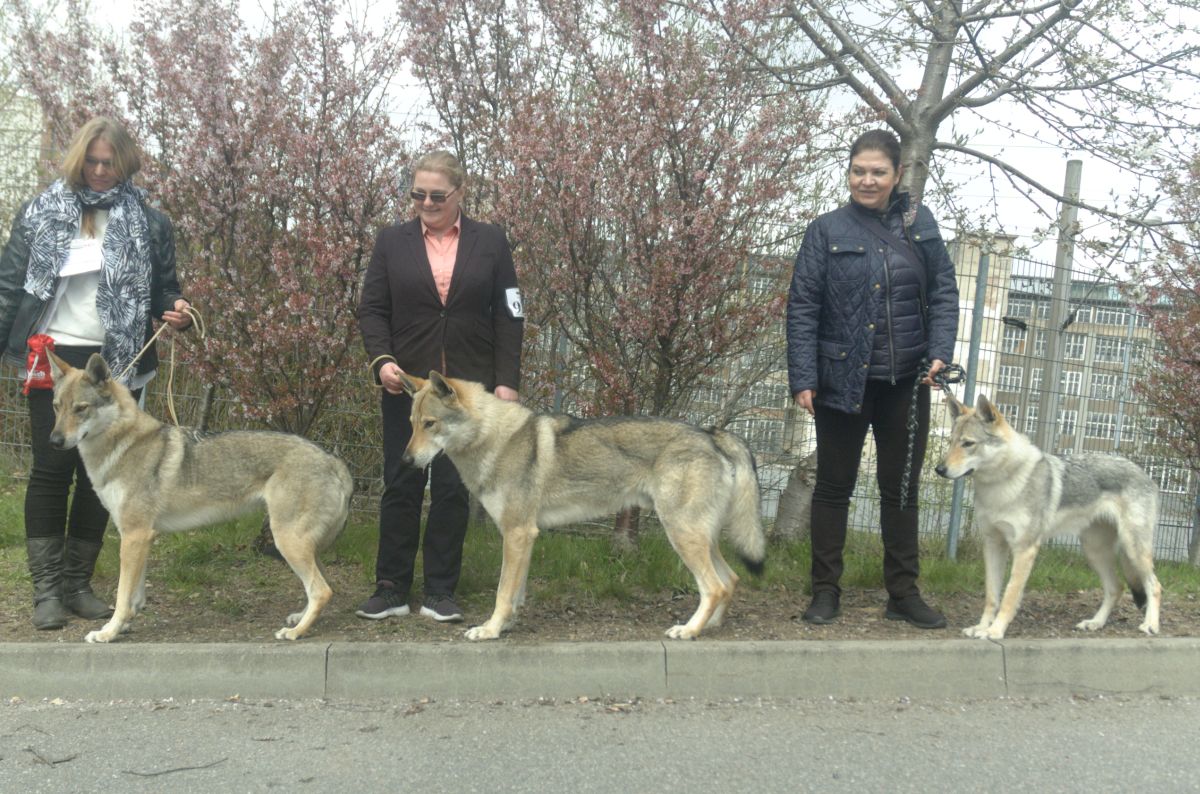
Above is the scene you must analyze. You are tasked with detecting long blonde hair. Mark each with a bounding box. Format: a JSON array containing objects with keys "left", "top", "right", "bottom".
[{"left": 60, "top": 117, "right": 142, "bottom": 238}]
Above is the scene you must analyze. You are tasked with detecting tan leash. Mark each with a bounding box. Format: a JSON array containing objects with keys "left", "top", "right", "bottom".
[{"left": 117, "top": 305, "right": 206, "bottom": 425}]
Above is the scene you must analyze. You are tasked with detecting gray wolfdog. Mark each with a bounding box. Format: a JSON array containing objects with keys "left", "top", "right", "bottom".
[
  {"left": 47, "top": 352, "right": 353, "bottom": 643},
  {"left": 397, "top": 371, "right": 767, "bottom": 640},
  {"left": 936, "top": 392, "right": 1161, "bottom": 639}
]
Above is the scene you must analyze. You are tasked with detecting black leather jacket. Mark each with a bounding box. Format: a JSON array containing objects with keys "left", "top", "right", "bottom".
[{"left": 0, "top": 196, "right": 184, "bottom": 376}]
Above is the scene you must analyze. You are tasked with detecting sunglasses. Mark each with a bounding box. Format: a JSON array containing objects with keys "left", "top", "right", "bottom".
[{"left": 409, "top": 187, "right": 459, "bottom": 204}]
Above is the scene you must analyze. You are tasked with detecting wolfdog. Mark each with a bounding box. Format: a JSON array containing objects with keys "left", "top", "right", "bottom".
[
  {"left": 397, "top": 371, "right": 767, "bottom": 640},
  {"left": 936, "top": 392, "right": 1161, "bottom": 639},
  {"left": 48, "top": 353, "right": 353, "bottom": 642}
]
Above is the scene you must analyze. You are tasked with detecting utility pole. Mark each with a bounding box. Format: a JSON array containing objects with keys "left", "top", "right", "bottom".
[{"left": 1034, "top": 160, "right": 1082, "bottom": 453}]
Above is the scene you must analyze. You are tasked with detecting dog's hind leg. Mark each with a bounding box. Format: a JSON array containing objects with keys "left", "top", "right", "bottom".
[
  {"left": 466, "top": 523, "right": 538, "bottom": 641},
  {"left": 85, "top": 526, "right": 156, "bottom": 644},
  {"left": 704, "top": 546, "right": 739, "bottom": 629},
  {"left": 270, "top": 531, "right": 332, "bottom": 641},
  {"left": 663, "top": 523, "right": 729, "bottom": 639},
  {"left": 1117, "top": 527, "right": 1161, "bottom": 635},
  {"left": 1075, "top": 523, "right": 1121, "bottom": 631}
]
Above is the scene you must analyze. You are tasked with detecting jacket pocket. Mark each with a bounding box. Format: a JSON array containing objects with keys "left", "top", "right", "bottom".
[
  {"left": 816, "top": 338, "right": 850, "bottom": 392},
  {"left": 826, "top": 235, "right": 871, "bottom": 283}
]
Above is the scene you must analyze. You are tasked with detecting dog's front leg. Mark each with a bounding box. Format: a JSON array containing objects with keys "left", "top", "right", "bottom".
[
  {"left": 964, "top": 530, "right": 1007, "bottom": 638},
  {"left": 981, "top": 542, "right": 1040, "bottom": 640},
  {"left": 85, "top": 526, "right": 156, "bottom": 644},
  {"left": 466, "top": 523, "right": 538, "bottom": 641}
]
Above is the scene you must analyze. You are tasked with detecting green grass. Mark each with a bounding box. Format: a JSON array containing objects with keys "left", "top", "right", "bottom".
[{"left": 2, "top": 477, "right": 1199, "bottom": 608}]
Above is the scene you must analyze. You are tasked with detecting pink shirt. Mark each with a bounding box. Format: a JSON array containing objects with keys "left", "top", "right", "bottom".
[{"left": 422, "top": 214, "right": 461, "bottom": 305}]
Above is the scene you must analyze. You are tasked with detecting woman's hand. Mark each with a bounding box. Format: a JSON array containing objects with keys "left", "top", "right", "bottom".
[
  {"left": 794, "top": 389, "right": 816, "bottom": 416},
  {"left": 922, "top": 359, "right": 946, "bottom": 388},
  {"left": 380, "top": 362, "right": 407, "bottom": 395},
  {"left": 494, "top": 385, "right": 519, "bottom": 402},
  {"left": 161, "top": 299, "right": 193, "bottom": 330}
]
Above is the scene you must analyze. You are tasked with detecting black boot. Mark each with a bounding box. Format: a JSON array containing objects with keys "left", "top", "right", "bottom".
[
  {"left": 63, "top": 537, "right": 114, "bottom": 619},
  {"left": 26, "top": 536, "right": 69, "bottom": 630}
]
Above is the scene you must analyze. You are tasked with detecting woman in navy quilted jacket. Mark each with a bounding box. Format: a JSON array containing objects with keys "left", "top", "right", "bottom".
[{"left": 786, "top": 129, "right": 960, "bottom": 629}]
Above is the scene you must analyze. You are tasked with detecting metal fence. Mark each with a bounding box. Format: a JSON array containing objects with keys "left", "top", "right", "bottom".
[{"left": 0, "top": 238, "right": 1195, "bottom": 562}]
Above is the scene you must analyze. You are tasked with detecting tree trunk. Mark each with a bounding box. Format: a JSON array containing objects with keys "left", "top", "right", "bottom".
[
  {"left": 773, "top": 452, "right": 817, "bottom": 542},
  {"left": 613, "top": 506, "right": 641, "bottom": 552}
]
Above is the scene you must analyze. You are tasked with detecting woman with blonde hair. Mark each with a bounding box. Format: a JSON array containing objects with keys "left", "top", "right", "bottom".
[
  {"left": 0, "top": 116, "right": 191, "bottom": 629},
  {"left": 357, "top": 149, "right": 524, "bottom": 623}
]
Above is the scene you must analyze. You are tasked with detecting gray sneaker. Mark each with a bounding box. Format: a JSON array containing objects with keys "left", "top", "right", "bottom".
[
  {"left": 355, "top": 581, "right": 410, "bottom": 619},
  {"left": 419, "top": 594, "right": 464, "bottom": 623}
]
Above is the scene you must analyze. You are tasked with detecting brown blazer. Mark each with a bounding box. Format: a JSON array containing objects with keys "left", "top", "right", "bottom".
[{"left": 358, "top": 214, "right": 523, "bottom": 391}]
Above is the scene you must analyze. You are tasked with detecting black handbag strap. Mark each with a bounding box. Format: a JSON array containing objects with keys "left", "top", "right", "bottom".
[{"left": 843, "top": 204, "right": 924, "bottom": 273}]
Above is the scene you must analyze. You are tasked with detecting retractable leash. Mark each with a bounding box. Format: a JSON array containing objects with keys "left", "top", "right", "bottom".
[{"left": 898, "top": 360, "right": 966, "bottom": 509}]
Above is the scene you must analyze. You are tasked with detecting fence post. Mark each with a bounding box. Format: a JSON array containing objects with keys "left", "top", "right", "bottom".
[
  {"left": 1035, "top": 160, "right": 1082, "bottom": 453},
  {"left": 946, "top": 252, "right": 989, "bottom": 560}
]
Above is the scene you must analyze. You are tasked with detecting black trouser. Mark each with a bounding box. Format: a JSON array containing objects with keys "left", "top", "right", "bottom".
[
  {"left": 375, "top": 390, "right": 470, "bottom": 597},
  {"left": 25, "top": 345, "right": 109, "bottom": 542},
  {"left": 810, "top": 377, "right": 930, "bottom": 598}
]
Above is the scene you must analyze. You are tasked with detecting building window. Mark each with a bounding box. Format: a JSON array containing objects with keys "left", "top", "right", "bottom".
[
  {"left": 1060, "top": 370, "right": 1082, "bottom": 397},
  {"left": 998, "top": 365, "right": 1023, "bottom": 391},
  {"left": 1036, "top": 301, "right": 1049, "bottom": 320},
  {"left": 1094, "top": 336, "right": 1125, "bottom": 363},
  {"left": 1034, "top": 330, "right": 1047, "bottom": 357},
  {"left": 997, "top": 403, "right": 1019, "bottom": 424},
  {"left": 1084, "top": 413, "right": 1116, "bottom": 439},
  {"left": 1002, "top": 325, "right": 1026, "bottom": 354},
  {"left": 1024, "top": 404, "right": 1039, "bottom": 435},
  {"left": 1089, "top": 373, "right": 1118, "bottom": 400},
  {"left": 1064, "top": 333, "right": 1086, "bottom": 360},
  {"left": 1073, "top": 305, "right": 1092, "bottom": 323},
  {"left": 1007, "top": 297, "right": 1033, "bottom": 318},
  {"left": 1030, "top": 368, "right": 1042, "bottom": 398},
  {"left": 1058, "top": 409, "right": 1077, "bottom": 436},
  {"left": 1093, "top": 306, "right": 1127, "bottom": 326}
]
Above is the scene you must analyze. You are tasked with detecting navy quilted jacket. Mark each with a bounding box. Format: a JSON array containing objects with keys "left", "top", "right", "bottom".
[{"left": 786, "top": 193, "right": 959, "bottom": 414}]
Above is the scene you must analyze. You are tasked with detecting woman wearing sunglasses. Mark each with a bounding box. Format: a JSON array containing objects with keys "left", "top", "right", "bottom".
[{"left": 357, "top": 150, "right": 524, "bottom": 625}]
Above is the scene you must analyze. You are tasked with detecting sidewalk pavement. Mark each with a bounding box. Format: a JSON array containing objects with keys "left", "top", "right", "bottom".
[{"left": 3, "top": 638, "right": 1197, "bottom": 701}]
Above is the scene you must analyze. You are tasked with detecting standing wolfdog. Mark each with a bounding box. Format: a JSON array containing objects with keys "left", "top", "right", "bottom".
[
  {"left": 47, "top": 353, "right": 353, "bottom": 643},
  {"left": 397, "top": 371, "right": 767, "bottom": 640},
  {"left": 936, "top": 392, "right": 1161, "bottom": 639}
]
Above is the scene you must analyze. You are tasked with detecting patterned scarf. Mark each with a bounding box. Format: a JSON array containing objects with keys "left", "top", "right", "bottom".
[{"left": 22, "top": 178, "right": 152, "bottom": 383}]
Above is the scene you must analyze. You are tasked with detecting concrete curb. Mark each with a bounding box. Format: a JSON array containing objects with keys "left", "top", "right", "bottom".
[{"left": 2, "top": 638, "right": 1197, "bottom": 701}]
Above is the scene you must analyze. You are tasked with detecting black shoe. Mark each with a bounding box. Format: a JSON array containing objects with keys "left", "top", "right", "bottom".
[
  {"left": 355, "top": 581, "right": 410, "bottom": 619},
  {"left": 885, "top": 594, "right": 947, "bottom": 629},
  {"left": 419, "top": 594, "right": 464, "bottom": 623},
  {"left": 802, "top": 591, "right": 840, "bottom": 624}
]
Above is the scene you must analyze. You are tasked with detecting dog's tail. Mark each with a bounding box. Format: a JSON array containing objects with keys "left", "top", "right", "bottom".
[{"left": 710, "top": 429, "right": 767, "bottom": 576}]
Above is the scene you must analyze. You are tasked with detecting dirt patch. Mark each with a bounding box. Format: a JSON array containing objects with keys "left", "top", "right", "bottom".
[{"left": 1, "top": 557, "right": 1196, "bottom": 644}]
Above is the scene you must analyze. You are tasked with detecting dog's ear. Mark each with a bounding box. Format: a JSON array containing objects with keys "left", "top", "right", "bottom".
[
  {"left": 428, "top": 371, "right": 459, "bottom": 404},
  {"left": 976, "top": 393, "right": 1002, "bottom": 426},
  {"left": 397, "top": 371, "right": 426, "bottom": 395},
  {"left": 47, "top": 351, "right": 71, "bottom": 384},
  {"left": 944, "top": 390, "right": 966, "bottom": 419},
  {"left": 84, "top": 353, "right": 111, "bottom": 385}
]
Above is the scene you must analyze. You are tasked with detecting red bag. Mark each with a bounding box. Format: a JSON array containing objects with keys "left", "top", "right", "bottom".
[{"left": 23, "top": 334, "right": 56, "bottom": 395}]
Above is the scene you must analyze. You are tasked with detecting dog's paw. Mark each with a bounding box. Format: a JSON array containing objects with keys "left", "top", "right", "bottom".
[
  {"left": 1138, "top": 620, "right": 1159, "bottom": 636},
  {"left": 285, "top": 612, "right": 303, "bottom": 627},
  {"left": 85, "top": 627, "right": 117, "bottom": 644},
  {"left": 274, "top": 626, "right": 303, "bottom": 641},
  {"left": 983, "top": 625, "right": 1007, "bottom": 640},
  {"left": 1074, "top": 618, "right": 1105, "bottom": 632},
  {"left": 465, "top": 624, "right": 501, "bottom": 641},
  {"left": 665, "top": 624, "right": 699, "bottom": 640},
  {"left": 962, "top": 624, "right": 989, "bottom": 638}
]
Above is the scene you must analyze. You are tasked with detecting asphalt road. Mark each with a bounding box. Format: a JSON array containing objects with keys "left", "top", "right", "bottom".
[{"left": 2, "top": 694, "right": 1197, "bottom": 793}]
